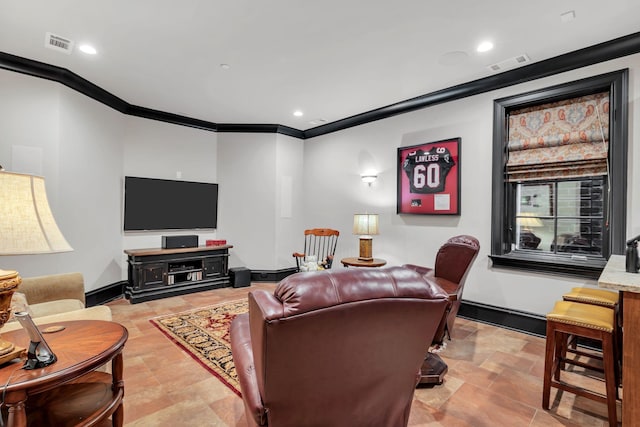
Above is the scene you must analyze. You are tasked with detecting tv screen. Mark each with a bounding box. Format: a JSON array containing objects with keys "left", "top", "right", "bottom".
[{"left": 123, "top": 176, "right": 218, "bottom": 231}]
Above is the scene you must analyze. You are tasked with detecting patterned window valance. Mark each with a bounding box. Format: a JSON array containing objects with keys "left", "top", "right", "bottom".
[{"left": 506, "top": 91, "right": 609, "bottom": 182}]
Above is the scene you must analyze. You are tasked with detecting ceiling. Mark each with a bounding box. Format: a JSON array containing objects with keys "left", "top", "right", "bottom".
[{"left": 1, "top": 1, "right": 639, "bottom": 131}]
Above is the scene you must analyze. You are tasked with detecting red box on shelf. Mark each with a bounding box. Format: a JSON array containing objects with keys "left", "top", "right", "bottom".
[{"left": 206, "top": 239, "right": 227, "bottom": 246}]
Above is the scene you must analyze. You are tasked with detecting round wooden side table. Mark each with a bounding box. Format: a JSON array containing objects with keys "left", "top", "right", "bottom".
[
  {"left": 340, "top": 257, "right": 387, "bottom": 268},
  {"left": 0, "top": 320, "right": 128, "bottom": 427}
]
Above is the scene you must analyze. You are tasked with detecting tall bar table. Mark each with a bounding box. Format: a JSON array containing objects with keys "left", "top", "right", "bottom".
[{"left": 597, "top": 254, "right": 640, "bottom": 425}]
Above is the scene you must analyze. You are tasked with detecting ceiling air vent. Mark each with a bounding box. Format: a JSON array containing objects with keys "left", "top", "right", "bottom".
[
  {"left": 487, "top": 54, "right": 531, "bottom": 72},
  {"left": 44, "top": 32, "right": 74, "bottom": 54}
]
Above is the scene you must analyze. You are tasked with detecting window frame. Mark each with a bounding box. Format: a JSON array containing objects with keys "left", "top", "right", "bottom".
[{"left": 490, "top": 70, "right": 628, "bottom": 279}]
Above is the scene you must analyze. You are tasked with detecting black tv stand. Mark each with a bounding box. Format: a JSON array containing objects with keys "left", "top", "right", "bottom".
[{"left": 124, "top": 245, "right": 232, "bottom": 303}]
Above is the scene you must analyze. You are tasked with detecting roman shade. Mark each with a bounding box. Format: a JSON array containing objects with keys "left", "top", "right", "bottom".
[{"left": 506, "top": 91, "right": 609, "bottom": 182}]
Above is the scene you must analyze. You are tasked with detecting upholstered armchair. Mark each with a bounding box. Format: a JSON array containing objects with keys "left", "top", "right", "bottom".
[
  {"left": 230, "top": 266, "right": 449, "bottom": 427},
  {"left": 3, "top": 272, "right": 112, "bottom": 333},
  {"left": 403, "top": 235, "right": 480, "bottom": 384}
]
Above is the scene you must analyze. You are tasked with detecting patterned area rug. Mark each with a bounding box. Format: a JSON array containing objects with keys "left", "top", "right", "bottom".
[{"left": 150, "top": 299, "right": 248, "bottom": 396}]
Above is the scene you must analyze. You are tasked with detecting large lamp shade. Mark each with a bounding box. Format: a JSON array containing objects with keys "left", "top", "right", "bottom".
[
  {"left": 0, "top": 170, "right": 72, "bottom": 362},
  {"left": 0, "top": 171, "right": 72, "bottom": 255}
]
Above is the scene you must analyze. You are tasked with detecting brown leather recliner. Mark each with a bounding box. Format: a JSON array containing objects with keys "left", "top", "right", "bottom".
[
  {"left": 230, "top": 266, "right": 449, "bottom": 427},
  {"left": 403, "top": 235, "right": 480, "bottom": 384}
]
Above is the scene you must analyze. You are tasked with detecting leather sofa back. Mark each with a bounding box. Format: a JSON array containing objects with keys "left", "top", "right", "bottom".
[{"left": 246, "top": 266, "right": 448, "bottom": 426}]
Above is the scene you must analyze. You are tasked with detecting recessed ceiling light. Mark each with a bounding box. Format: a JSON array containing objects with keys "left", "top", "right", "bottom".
[
  {"left": 476, "top": 41, "right": 494, "bottom": 53},
  {"left": 293, "top": 110, "right": 303, "bottom": 117},
  {"left": 220, "top": 63, "right": 231, "bottom": 70},
  {"left": 78, "top": 44, "right": 97, "bottom": 55}
]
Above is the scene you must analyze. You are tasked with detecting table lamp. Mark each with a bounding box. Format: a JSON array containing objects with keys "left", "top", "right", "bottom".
[
  {"left": 517, "top": 212, "right": 544, "bottom": 231},
  {"left": 517, "top": 212, "right": 544, "bottom": 250},
  {"left": 353, "top": 214, "right": 379, "bottom": 261},
  {"left": 0, "top": 169, "right": 73, "bottom": 361}
]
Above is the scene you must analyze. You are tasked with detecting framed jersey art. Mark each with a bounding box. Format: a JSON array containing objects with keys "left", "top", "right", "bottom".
[{"left": 397, "top": 138, "right": 460, "bottom": 215}]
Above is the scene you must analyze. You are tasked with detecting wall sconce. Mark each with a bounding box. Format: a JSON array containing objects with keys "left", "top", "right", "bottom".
[
  {"left": 353, "top": 214, "right": 379, "bottom": 261},
  {"left": 361, "top": 174, "right": 377, "bottom": 186}
]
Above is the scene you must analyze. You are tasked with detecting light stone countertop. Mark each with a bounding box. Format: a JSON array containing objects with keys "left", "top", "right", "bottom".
[{"left": 598, "top": 254, "right": 640, "bottom": 293}]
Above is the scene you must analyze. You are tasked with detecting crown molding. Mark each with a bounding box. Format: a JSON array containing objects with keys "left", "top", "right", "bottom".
[
  {"left": 304, "top": 31, "right": 640, "bottom": 138},
  {"left": 0, "top": 51, "right": 129, "bottom": 113},
  {"left": 216, "top": 123, "right": 304, "bottom": 139},
  {"left": 1, "top": 31, "right": 639, "bottom": 140},
  {"left": 126, "top": 104, "right": 217, "bottom": 131}
]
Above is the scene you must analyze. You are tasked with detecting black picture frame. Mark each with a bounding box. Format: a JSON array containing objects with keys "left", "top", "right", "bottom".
[{"left": 397, "top": 138, "right": 461, "bottom": 215}]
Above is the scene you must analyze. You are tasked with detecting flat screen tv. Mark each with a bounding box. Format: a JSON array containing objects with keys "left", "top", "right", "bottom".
[{"left": 123, "top": 176, "right": 218, "bottom": 231}]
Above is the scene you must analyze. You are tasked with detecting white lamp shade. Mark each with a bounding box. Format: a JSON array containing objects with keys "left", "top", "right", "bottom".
[
  {"left": 353, "top": 214, "right": 379, "bottom": 236},
  {"left": 517, "top": 212, "right": 544, "bottom": 228},
  {"left": 0, "top": 171, "right": 73, "bottom": 254}
]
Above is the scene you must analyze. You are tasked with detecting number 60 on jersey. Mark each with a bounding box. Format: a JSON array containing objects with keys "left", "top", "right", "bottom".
[{"left": 397, "top": 138, "right": 460, "bottom": 215}]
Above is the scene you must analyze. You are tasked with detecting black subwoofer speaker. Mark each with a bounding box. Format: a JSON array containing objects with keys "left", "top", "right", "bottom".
[
  {"left": 230, "top": 267, "right": 251, "bottom": 288},
  {"left": 162, "top": 235, "right": 199, "bottom": 249}
]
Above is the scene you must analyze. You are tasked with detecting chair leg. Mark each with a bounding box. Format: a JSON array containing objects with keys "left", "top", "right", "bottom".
[
  {"left": 553, "top": 330, "right": 565, "bottom": 381},
  {"left": 557, "top": 330, "right": 568, "bottom": 373},
  {"left": 613, "top": 327, "right": 622, "bottom": 400},
  {"left": 601, "top": 332, "right": 618, "bottom": 426},
  {"left": 542, "top": 322, "right": 556, "bottom": 409}
]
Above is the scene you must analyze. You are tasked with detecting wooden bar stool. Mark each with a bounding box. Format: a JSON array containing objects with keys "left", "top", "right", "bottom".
[
  {"left": 563, "top": 287, "right": 618, "bottom": 308},
  {"left": 543, "top": 300, "right": 620, "bottom": 426},
  {"left": 562, "top": 287, "right": 622, "bottom": 379}
]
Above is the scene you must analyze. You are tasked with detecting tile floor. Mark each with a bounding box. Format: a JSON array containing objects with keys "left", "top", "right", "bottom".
[{"left": 106, "top": 283, "right": 620, "bottom": 426}]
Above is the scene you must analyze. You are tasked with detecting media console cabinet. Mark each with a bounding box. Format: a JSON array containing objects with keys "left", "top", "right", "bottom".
[{"left": 124, "top": 245, "right": 233, "bottom": 303}]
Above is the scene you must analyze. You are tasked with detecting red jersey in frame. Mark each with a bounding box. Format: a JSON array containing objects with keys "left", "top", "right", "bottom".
[{"left": 397, "top": 138, "right": 460, "bottom": 215}]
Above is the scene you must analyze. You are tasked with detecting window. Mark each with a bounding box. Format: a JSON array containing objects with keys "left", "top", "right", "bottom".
[
  {"left": 516, "top": 179, "right": 605, "bottom": 255},
  {"left": 490, "top": 70, "right": 628, "bottom": 278}
]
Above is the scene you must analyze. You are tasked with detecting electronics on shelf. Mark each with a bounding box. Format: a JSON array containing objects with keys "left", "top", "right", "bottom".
[{"left": 162, "top": 235, "right": 198, "bottom": 249}]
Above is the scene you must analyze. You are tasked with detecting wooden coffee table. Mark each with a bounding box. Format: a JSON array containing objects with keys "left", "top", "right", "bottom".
[
  {"left": 0, "top": 320, "right": 128, "bottom": 427},
  {"left": 341, "top": 257, "right": 387, "bottom": 267}
]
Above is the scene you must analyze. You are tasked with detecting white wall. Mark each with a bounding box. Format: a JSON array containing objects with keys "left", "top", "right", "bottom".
[
  {"left": 275, "top": 134, "right": 304, "bottom": 269},
  {"left": 121, "top": 116, "right": 219, "bottom": 254},
  {"left": 57, "top": 86, "right": 125, "bottom": 290},
  {"left": 216, "top": 133, "right": 304, "bottom": 270},
  {"left": 0, "top": 70, "right": 125, "bottom": 291},
  {"left": 303, "top": 53, "right": 639, "bottom": 315},
  {"left": 217, "top": 133, "right": 278, "bottom": 269}
]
